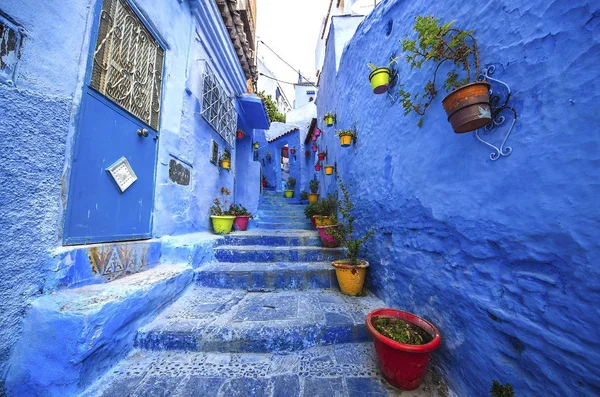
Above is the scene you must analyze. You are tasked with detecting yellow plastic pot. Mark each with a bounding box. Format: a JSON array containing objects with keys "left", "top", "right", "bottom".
[
  {"left": 324, "top": 115, "right": 334, "bottom": 126},
  {"left": 313, "top": 216, "right": 333, "bottom": 227},
  {"left": 332, "top": 259, "right": 369, "bottom": 295},
  {"left": 324, "top": 165, "right": 334, "bottom": 175},
  {"left": 368, "top": 67, "right": 390, "bottom": 94},
  {"left": 284, "top": 190, "right": 294, "bottom": 198},
  {"left": 210, "top": 215, "right": 235, "bottom": 234},
  {"left": 308, "top": 193, "right": 319, "bottom": 203},
  {"left": 221, "top": 160, "right": 231, "bottom": 170},
  {"left": 339, "top": 134, "right": 352, "bottom": 147}
]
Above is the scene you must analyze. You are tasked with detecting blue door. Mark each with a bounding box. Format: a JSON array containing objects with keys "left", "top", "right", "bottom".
[{"left": 63, "top": 0, "right": 165, "bottom": 245}]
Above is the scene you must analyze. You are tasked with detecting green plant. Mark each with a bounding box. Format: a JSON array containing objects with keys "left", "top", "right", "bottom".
[
  {"left": 336, "top": 129, "right": 357, "bottom": 140},
  {"left": 209, "top": 187, "right": 232, "bottom": 216},
  {"left": 304, "top": 194, "right": 336, "bottom": 219},
  {"left": 491, "top": 381, "right": 514, "bottom": 397},
  {"left": 304, "top": 201, "right": 319, "bottom": 219},
  {"left": 398, "top": 15, "right": 480, "bottom": 119},
  {"left": 323, "top": 112, "right": 335, "bottom": 121},
  {"left": 286, "top": 176, "right": 296, "bottom": 190},
  {"left": 220, "top": 151, "right": 231, "bottom": 161},
  {"left": 228, "top": 203, "right": 253, "bottom": 218},
  {"left": 375, "top": 318, "right": 425, "bottom": 345},
  {"left": 309, "top": 179, "right": 319, "bottom": 194},
  {"left": 257, "top": 91, "right": 286, "bottom": 122},
  {"left": 328, "top": 180, "right": 374, "bottom": 265},
  {"left": 366, "top": 56, "right": 399, "bottom": 72},
  {"left": 300, "top": 191, "right": 309, "bottom": 200}
]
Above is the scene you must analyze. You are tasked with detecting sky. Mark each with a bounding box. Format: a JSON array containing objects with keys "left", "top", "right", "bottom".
[{"left": 256, "top": 0, "right": 330, "bottom": 106}]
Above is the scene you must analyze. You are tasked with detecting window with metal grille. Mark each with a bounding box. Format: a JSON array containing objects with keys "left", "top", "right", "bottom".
[
  {"left": 90, "top": 0, "right": 164, "bottom": 130},
  {"left": 0, "top": 12, "right": 24, "bottom": 86},
  {"left": 201, "top": 63, "right": 236, "bottom": 147}
]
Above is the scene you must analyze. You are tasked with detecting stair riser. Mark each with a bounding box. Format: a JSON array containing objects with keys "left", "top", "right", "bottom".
[
  {"left": 257, "top": 215, "right": 307, "bottom": 223},
  {"left": 257, "top": 223, "right": 313, "bottom": 230},
  {"left": 195, "top": 269, "right": 337, "bottom": 290},
  {"left": 220, "top": 235, "right": 321, "bottom": 246},
  {"left": 258, "top": 206, "right": 305, "bottom": 212},
  {"left": 136, "top": 324, "right": 370, "bottom": 353},
  {"left": 257, "top": 210, "right": 307, "bottom": 218},
  {"left": 215, "top": 249, "right": 344, "bottom": 262}
]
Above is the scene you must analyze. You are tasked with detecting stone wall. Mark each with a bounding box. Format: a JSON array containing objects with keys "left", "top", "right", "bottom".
[{"left": 315, "top": 0, "right": 600, "bottom": 395}]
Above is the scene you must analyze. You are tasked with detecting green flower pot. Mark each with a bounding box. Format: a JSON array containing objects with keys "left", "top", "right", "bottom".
[
  {"left": 369, "top": 67, "right": 390, "bottom": 94},
  {"left": 284, "top": 190, "right": 294, "bottom": 198},
  {"left": 324, "top": 115, "right": 334, "bottom": 126},
  {"left": 211, "top": 215, "right": 235, "bottom": 234}
]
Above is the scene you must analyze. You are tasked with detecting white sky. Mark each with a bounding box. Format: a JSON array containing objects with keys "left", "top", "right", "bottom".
[{"left": 256, "top": 0, "right": 330, "bottom": 105}]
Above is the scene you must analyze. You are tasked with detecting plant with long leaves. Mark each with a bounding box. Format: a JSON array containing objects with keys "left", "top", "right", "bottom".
[
  {"left": 309, "top": 179, "right": 319, "bottom": 194},
  {"left": 209, "top": 187, "right": 232, "bottom": 216},
  {"left": 328, "top": 180, "right": 374, "bottom": 265}
]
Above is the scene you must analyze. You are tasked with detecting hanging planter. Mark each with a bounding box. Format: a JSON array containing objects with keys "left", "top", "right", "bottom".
[
  {"left": 220, "top": 152, "right": 231, "bottom": 170},
  {"left": 317, "top": 152, "right": 326, "bottom": 161},
  {"left": 314, "top": 128, "right": 321, "bottom": 137},
  {"left": 312, "top": 145, "right": 318, "bottom": 152},
  {"left": 336, "top": 129, "right": 357, "bottom": 147},
  {"left": 290, "top": 147, "right": 296, "bottom": 155},
  {"left": 366, "top": 309, "right": 441, "bottom": 390},
  {"left": 314, "top": 162, "right": 321, "bottom": 172},
  {"left": 236, "top": 130, "right": 245, "bottom": 139},
  {"left": 305, "top": 150, "right": 310, "bottom": 158},
  {"left": 323, "top": 112, "right": 335, "bottom": 127},
  {"left": 312, "top": 135, "right": 318, "bottom": 141},
  {"left": 398, "top": 15, "right": 491, "bottom": 133},
  {"left": 324, "top": 165, "right": 334, "bottom": 175},
  {"left": 366, "top": 57, "right": 398, "bottom": 94}
]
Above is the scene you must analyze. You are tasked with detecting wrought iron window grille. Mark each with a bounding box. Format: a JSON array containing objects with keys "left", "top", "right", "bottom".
[
  {"left": 0, "top": 12, "right": 25, "bottom": 86},
  {"left": 200, "top": 62, "right": 237, "bottom": 147}
]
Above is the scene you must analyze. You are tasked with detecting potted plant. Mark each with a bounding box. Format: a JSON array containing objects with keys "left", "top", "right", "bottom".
[
  {"left": 317, "top": 151, "right": 327, "bottom": 161},
  {"left": 220, "top": 152, "right": 231, "bottom": 170},
  {"left": 300, "top": 191, "right": 309, "bottom": 203},
  {"left": 304, "top": 194, "right": 336, "bottom": 228},
  {"left": 324, "top": 165, "right": 334, "bottom": 175},
  {"left": 284, "top": 176, "right": 296, "bottom": 198},
  {"left": 305, "top": 150, "right": 310, "bottom": 158},
  {"left": 314, "top": 162, "right": 321, "bottom": 172},
  {"left": 398, "top": 15, "right": 491, "bottom": 133},
  {"left": 323, "top": 112, "right": 335, "bottom": 127},
  {"left": 308, "top": 179, "right": 319, "bottom": 203},
  {"left": 312, "top": 144, "right": 318, "bottom": 152},
  {"left": 261, "top": 175, "right": 267, "bottom": 188},
  {"left": 209, "top": 187, "right": 235, "bottom": 234},
  {"left": 317, "top": 220, "right": 341, "bottom": 248},
  {"left": 236, "top": 130, "right": 245, "bottom": 139},
  {"left": 366, "top": 309, "right": 441, "bottom": 390},
  {"left": 327, "top": 181, "right": 374, "bottom": 295},
  {"left": 367, "top": 56, "right": 399, "bottom": 94},
  {"left": 336, "top": 129, "right": 357, "bottom": 147},
  {"left": 229, "top": 203, "right": 253, "bottom": 231}
]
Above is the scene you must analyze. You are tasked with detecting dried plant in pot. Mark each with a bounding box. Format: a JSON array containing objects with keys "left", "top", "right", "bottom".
[
  {"left": 327, "top": 181, "right": 374, "bottom": 295},
  {"left": 209, "top": 187, "right": 235, "bottom": 234},
  {"left": 284, "top": 176, "right": 296, "bottom": 198},
  {"left": 399, "top": 15, "right": 491, "bottom": 133}
]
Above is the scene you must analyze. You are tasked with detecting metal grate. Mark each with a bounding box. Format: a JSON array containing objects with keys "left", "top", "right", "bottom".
[
  {"left": 0, "top": 13, "right": 24, "bottom": 86},
  {"left": 201, "top": 63, "right": 236, "bottom": 147},
  {"left": 90, "top": 0, "right": 164, "bottom": 130}
]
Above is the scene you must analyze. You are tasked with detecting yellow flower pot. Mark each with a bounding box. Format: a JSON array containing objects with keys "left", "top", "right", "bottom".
[
  {"left": 368, "top": 67, "right": 390, "bottom": 94},
  {"left": 210, "top": 215, "right": 235, "bottom": 234},
  {"left": 308, "top": 193, "right": 319, "bottom": 203},
  {"left": 324, "top": 165, "right": 334, "bottom": 175},
  {"left": 324, "top": 115, "right": 334, "bottom": 126},
  {"left": 221, "top": 160, "right": 231, "bottom": 170},
  {"left": 313, "top": 216, "right": 333, "bottom": 227},
  {"left": 284, "top": 190, "right": 294, "bottom": 198},
  {"left": 332, "top": 260, "right": 369, "bottom": 296},
  {"left": 339, "top": 135, "right": 352, "bottom": 147}
]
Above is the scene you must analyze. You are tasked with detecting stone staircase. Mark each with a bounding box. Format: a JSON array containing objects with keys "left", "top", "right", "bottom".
[{"left": 80, "top": 190, "right": 449, "bottom": 396}]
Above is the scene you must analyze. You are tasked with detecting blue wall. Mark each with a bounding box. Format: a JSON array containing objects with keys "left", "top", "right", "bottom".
[{"left": 316, "top": 0, "right": 600, "bottom": 395}]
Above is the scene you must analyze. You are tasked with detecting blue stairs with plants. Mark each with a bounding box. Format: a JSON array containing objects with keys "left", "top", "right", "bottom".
[{"left": 82, "top": 190, "right": 448, "bottom": 396}]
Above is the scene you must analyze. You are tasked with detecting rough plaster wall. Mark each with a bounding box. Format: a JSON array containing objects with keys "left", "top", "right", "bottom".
[
  {"left": 316, "top": 0, "right": 600, "bottom": 395},
  {"left": 0, "top": 0, "right": 92, "bottom": 386}
]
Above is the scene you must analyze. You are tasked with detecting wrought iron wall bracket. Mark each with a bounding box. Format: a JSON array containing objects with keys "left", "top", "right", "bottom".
[
  {"left": 386, "top": 52, "right": 401, "bottom": 104},
  {"left": 475, "top": 65, "right": 518, "bottom": 161}
]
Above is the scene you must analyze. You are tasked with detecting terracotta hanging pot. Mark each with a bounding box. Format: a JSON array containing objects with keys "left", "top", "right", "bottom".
[{"left": 441, "top": 81, "right": 491, "bottom": 133}]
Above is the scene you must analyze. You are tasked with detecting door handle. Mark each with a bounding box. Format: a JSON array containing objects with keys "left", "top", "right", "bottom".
[{"left": 137, "top": 128, "right": 149, "bottom": 137}]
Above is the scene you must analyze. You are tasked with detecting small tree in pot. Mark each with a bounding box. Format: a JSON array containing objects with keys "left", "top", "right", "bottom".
[
  {"left": 398, "top": 15, "right": 491, "bottom": 133},
  {"left": 308, "top": 179, "right": 319, "bottom": 203},
  {"left": 284, "top": 176, "right": 296, "bottom": 198},
  {"left": 327, "top": 181, "right": 374, "bottom": 295}
]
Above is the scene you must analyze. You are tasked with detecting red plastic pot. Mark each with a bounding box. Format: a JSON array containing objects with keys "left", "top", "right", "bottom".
[
  {"left": 305, "top": 151, "right": 310, "bottom": 158},
  {"left": 290, "top": 148, "right": 296, "bottom": 154},
  {"left": 236, "top": 130, "right": 245, "bottom": 139},
  {"left": 312, "top": 145, "right": 318, "bottom": 152},
  {"left": 318, "top": 152, "right": 326, "bottom": 161},
  {"left": 233, "top": 216, "right": 250, "bottom": 231},
  {"left": 317, "top": 225, "right": 340, "bottom": 248},
  {"left": 366, "top": 309, "right": 441, "bottom": 391},
  {"left": 312, "top": 135, "right": 317, "bottom": 141},
  {"left": 310, "top": 216, "right": 317, "bottom": 229},
  {"left": 262, "top": 180, "right": 267, "bottom": 187},
  {"left": 314, "top": 163, "right": 321, "bottom": 171}
]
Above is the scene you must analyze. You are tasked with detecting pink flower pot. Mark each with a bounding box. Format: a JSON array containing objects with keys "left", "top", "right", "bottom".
[
  {"left": 317, "top": 225, "right": 340, "bottom": 248},
  {"left": 233, "top": 216, "right": 250, "bottom": 231}
]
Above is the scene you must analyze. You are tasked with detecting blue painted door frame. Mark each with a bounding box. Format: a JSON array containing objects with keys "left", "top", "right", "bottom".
[{"left": 63, "top": 0, "right": 165, "bottom": 245}]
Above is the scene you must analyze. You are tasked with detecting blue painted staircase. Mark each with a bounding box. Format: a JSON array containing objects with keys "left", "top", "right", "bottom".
[{"left": 80, "top": 191, "right": 448, "bottom": 396}]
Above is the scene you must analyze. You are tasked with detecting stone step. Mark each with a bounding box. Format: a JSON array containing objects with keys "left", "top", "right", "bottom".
[
  {"left": 219, "top": 230, "right": 320, "bottom": 246},
  {"left": 257, "top": 221, "right": 313, "bottom": 230},
  {"left": 257, "top": 215, "right": 307, "bottom": 223},
  {"left": 257, "top": 209, "right": 307, "bottom": 217},
  {"left": 258, "top": 205, "right": 305, "bottom": 212},
  {"left": 5, "top": 263, "right": 194, "bottom": 397},
  {"left": 195, "top": 262, "right": 337, "bottom": 290},
  {"left": 81, "top": 343, "right": 454, "bottom": 397},
  {"left": 135, "top": 287, "right": 384, "bottom": 353},
  {"left": 214, "top": 245, "right": 344, "bottom": 262}
]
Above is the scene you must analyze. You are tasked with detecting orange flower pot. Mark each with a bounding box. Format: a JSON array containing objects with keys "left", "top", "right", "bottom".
[
  {"left": 313, "top": 216, "right": 333, "bottom": 227},
  {"left": 441, "top": 81, "right": 491, "bottom": 133},
  {"left": 324, "top": 165, "right": 334, "bottom": 175},
  {"left": 339, "top": 135, "right": 352, "bottom": 147},
  {"left": 308, "top": 193, "right": 319, "bottom": 203}
]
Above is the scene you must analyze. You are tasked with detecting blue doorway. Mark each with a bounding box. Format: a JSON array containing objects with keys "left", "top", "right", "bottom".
[{"left": 63, "top": 0, "right": 165, "bottom": 245}]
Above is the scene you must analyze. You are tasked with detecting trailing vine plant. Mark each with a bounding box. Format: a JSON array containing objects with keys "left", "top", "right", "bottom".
[
  {"left": 490, "top": 381, "right": 514, "bottom": 397},
  {"left": 398, "top": 15, "right": 480, "bottom": 125}
]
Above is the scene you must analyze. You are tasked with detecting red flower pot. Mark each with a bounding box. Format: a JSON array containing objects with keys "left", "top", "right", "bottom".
[
  {"left": 318, "top": 152, "right": 326, "bottom": 161},
  {"left": 262, "top": 180, "right": 267, "bottom": 187},
  {"left": 236, "top": 130, "right": 245, "bottom": 139},
  {"left": 312, "top": 145, "right": 318, "bottom": 152},
  {"left": 312, "top": 135, "right": 317, "bottom": 141},
  {"left": 366, "top": 309, "right": 441, "bottom": 391},
  {"left": 314, "top": 164, "right": 321, "bottom": 171},
  {"left": 290, "top": 148, "right": 296, "bottom": 154},
  {"left": 317, "top": 225, "right": 340, "bottom": 248},
  {"left": 310, "top": 216, "right": 317, "bottom": 229},
  {"left": 233, "top": 216, "right": 250, "bottom": 231},
  {"left": 305, "top": 151, "right": 310, "bottom": 158}
]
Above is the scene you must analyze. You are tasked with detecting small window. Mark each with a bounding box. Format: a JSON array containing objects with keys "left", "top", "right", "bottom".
[
  {"left": 210, "top": 140, "right": 219, "bottom": 165},
  {"left": 201, "top": 63, "right": 236, "bottom": 147},
  {"left": 0, "top": 12, "right": 25, "bottom": 86}
]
